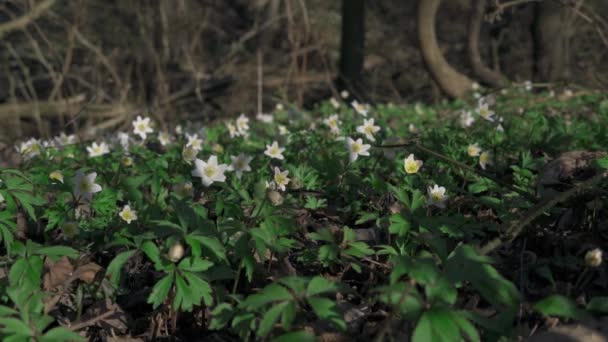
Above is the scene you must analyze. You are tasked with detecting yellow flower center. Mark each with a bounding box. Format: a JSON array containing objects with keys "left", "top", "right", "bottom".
[
  {"left": 351, "top": 143, "right": 361, "bottom": 153},
  {"left": 204, "top": 166, "right": 217, "bottom": 178}
]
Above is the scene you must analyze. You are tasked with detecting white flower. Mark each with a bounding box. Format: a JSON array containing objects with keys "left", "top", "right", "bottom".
[
  {"left": 119, "top": 205, "right": 138, "bottom": 224},
  {"left": 460, "top": 110, "right": 475, "bottom": 128},
  {"left": 186, "top": 133, "right": 203, "bottom": 151},
  {"left": 256, "top": 113, "right": 274, "bottom": 123},
  {"left": 524, "top": 80, "right": 532, "bottom": 91},
  {"left": 278, "top": 125, "right": 289, "bottom": 136},
  {"left": 264, "top": 141, "right": 285, "bottom": 160},
  {"left": 87, "top": 141, "right": 110, "bottom": 158},
  {"left": 49, "top": 170, "right": 64, "bottom": 183},
  {"left": 73, "top": 171, "right": 102, "bottom": 202},
  {"left": 182, "top": 146, "right": 198, "bottom": 164},
  {"left": 54, "top": 132, "right": 76, "bottom": 147},
  {"left": 173, "top": 181, "right": 193, "bottom": 198},
  {"left": 479, "top": 151, "right": 492, "bottom": 170},
  {"left": 121, "top": 155, "right": 134, "bottom": 167},
  {"left": 351, "top": 100, "right": 369, "bottom": 117},
  {"left": 357, "top": 118, "right": 381, "bottom": 142},
  {"left": 272, "top": 167, "right": 290, "bottom": 191},
  {"left": 158, "top": 131, "right": 172, "bottom": 146},
  {"left": 175, "top": 125, "right": 183, "bottom": 135},
  {"left": 340, "top": 90, "right": 349, "bottom": 99},
  {"left": 427, "top": 184, "right": 448, "bottom": 208},
  {"left": 236, "top": 114, "right": 250, "bottom": 135},
  {"left": 476, "top": 101, "right": 495, "bottom": 122},
  {"left": 191, "top": 155, "right": 229, "bottom": 187},
  {"left": 276, "top": 103, "right": 284, "bottom": 111},
  {"left": 330, "top": 97, "right": 341, "bottom": 109},
  {"left": 403, "top": 154, "right": 423, "bottom": 174},
  {"left": 228, "top": 153, "right": 253, "bottom": 179},
  {"left": 585, "top": 248, "right": 603, "bottom": 267},
  {"left": 346, "top": 137, "right": 371, "bottom": 162},
  {"left": 226, "top": 122, "right": 239, "bottom": 138},
  {"left": 115, "top": 132, "right": 130, "bottom": 151},
  {"left": 323, "top": 114, "right": 341, "bottom": 134},
  {"left": 132, "top": 116, "right": 153, "bottom": 140},
  {"left": 467, "top": 143, "right": 482, "bottom": 157},
  {"left": 17, "top": 138, "right": 43, "bottom": 159},
  {"left": 472, "top": 82, "right": 480, "bottom": 91},
  {"left": 409, "top": 124, "right": 419, "bottom": 134}
]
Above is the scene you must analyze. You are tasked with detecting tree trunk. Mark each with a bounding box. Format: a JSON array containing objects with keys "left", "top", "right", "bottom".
[
  {"left": 468, "top": 0, "right": 508, "bottom": 87},
  {"left": 533, "top": 0, "right": 567, "bottom": 82},
  {"left": 418, "top": 0, "right": 474, "bottom": 98},
  {"left": 338, "top": 0, "right": 365, "bottom": 96}
]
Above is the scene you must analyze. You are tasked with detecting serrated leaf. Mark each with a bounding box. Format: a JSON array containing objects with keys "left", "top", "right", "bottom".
[
  {"left": 306, "top": 276, "right": 337, "bottom": 297},
  {"left": 40, "top": 327, "right": 86, "bottom": 342},
  {"left": 147, "top": 274, "right": 173, "bottom": 309},
  {"left": 412, "top": 309, "right": 460, "bottom": 342},
  {"left": 272, "top": 331, "right": 316, "bottom": 342},
  {"left": 533, "top": 295, "right": 590, "bottom": 320},
  {"left": 587, "top": 297, "right": 608, "bottom": 313},
  {"left": 106, "top": 250, "right": 136, "bottom": 288},
  {"left": 307, "top": 297, "right": 345, "bottom": 331},
  {"left": 258, "top": 301, "right": 289, "bottom": 337},
  {"left": 35, "top": 246, "right": 78, "bottom": 259}
]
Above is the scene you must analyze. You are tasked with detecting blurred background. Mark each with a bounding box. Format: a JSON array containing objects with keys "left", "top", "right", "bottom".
[{"left": 0, "top": 0, "right": 607, "bottom": 142}]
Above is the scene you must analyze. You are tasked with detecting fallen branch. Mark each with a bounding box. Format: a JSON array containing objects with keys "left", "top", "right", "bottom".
[{"left": 479, "top": 170, "right": 608, "bottom": 255}]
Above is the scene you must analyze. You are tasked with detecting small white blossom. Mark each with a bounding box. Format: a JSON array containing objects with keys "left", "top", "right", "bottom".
[
  {"left": 467, "top": 143, "right": 482, "bottom": 157},
  {"left": 132, "top": 116, "right": 154, "bottom": 140},
  {"left": 403, "top": 154, "right": 423, "bottom": 174},
  {"left": 427, "top": 184, "right": 448, "bottom": 209},
  {"left": 191, "top": 155, "right": 229, "bottom": 187},
  {"left": 158, "top": 131, "right": 172, "bottom": 146},
  {"left": 115, "top": 132, "right": 130, "bottom": 151},
  {"left": 264, "top": 141, "right": 285, "bottom": 160},
  {"left": 17, "top": 138, "right": 43, "bottom": 159},
  {"left": 409, "top": 124, "right": 419, "bottom": 134},
  {"left": 119, "top": 205, "right": 138, "bottom": 224},
  {"left": 585, "top": 248, "right": 603, "bottom": 267},
  {"left": 479, "top": 151, "right": 492, "bottom": 170},
  {"left": 330, "top": 97, "right": 341, "bottom": 109},
  {"left": 351, "top": 100, "right": 369, "bottom": 117},
  {"left": 87, "top": 141, "right": 110, "bottom": 158},
  {"left": 272, "top": 167, "right": 290, "bottom": 191},
  {"left": 228, "top": 153, "right": 253, "bottom": 179},
  {"left": 49, "top": 170, "right": 64, "bottom": 183},
  {"left": 476, "top": 101, "right": 495, "bottom": 122},
  {"left": 226, "top": 122, "right": 239, "bottom": 138},
  {"left": 256, "top": 113, "right": 274, "bottom": 123},
  {"left": 182, "top": 146, "right": 198, "bottom": 164},
  {"left": 523, "top": 80, "right": 532, "bottom": 91},
  {"left": 175, "top": 125, "right": 183, "bottom": 135},
  {"left": 54, "top": 132, "right": 76, "bottom": 147},
  {"left": 73, "top": 171, "right": 102, "bottom": 202},
  {"left": 236, "top": 114, "right": 250, "bottom": 135},
  {"left": 276, "top": 103, "right": 284, "bottom": 111},
  {"left": 323, "top": 114, "right": 341, "bottom": 134},
  {"left": 356, "top": 118, "right": 381, "bottom": 142},
  {"left": 278, "top": 125, "right": 289, "bottom": 136},
  {"left": 340, "top": 90, "right": 349, "bottom": 99},
  {"left": 346, "top": 137, "right": 371, "bottom": 162},
  {"left": 186, "top": 133, "right": 203, "bottom": 151},
  {"left": 460, "top": 110, "right": 475, "bottom": 128}
]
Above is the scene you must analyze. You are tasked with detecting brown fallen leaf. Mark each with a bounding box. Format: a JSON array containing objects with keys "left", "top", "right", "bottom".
[
  {"left": 43, "top": 256, "right": 74, "bottom": 291},
  {"left": 76, "top": 262, "right": 103, "bottom": 284}
]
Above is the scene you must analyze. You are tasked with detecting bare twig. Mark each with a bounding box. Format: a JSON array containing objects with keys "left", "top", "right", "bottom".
[{"left": 0, "top": 0, "right": 56, "bottom": 39}]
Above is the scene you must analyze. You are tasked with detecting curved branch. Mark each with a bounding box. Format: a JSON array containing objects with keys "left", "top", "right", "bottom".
[
  {"left": 468, "top": 0, "right": 509, "bottom": 87},
  {"left": 418, "top": 0, "right": 474, "bottom": 98},
  {"left": 0, "top": 0, "right": 57, "bottom": 40}
]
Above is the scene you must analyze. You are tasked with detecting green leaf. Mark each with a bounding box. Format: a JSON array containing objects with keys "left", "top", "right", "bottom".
[
  {"left": 388, "top": 213, "right": 411, "bottom": 236},
  {"left": 355, "top": 212, "right": 378, "bottom": 225},
  {"left": 281, "top": 301, "right": 296, "bottom": 331},
  {"left": 344, "top": 241, "right": 374, "bottom": 258},
  {"left": 0, "top": 305, "right": 18, "bottom": 316},
  {"left": 258, "top": 301, "right": 289, "bottom": 337},
  {"left": 452, "top": 313, "right": 480, "bottom": 342},
  {"left": 40, "top": 327, "right": 86, "bottom": 342},
  {"left": 182, "top": 271, "right": 214, "bottom": 306},
  {"left": 178, "top": 257, "right": 213, "bottom": 272},
  {"left": 173, "top": 273, "right": 194, "bottom": 311},
  {"left": 307, "top": 297, "right": 346, "bottom": 331},
  {"left": 272, "top": 331, "right": 316, "bottom": 342},
  {"left": 209, "top": 303, "right": 234, "bottom": 330},
  {"left": 140, "top": 241, "right": 161, "bottom": 265},
  {"left": 306, "top": 276, "right": 337, "bottom": 297},
  {"left": 533, "top": 295, "right": 590, "bottom": 320},
  {"left": 412, "top": 309, "right": 460, "bottom": 342},
  {"left": 147, "top": 274, "right": 173, "bottom": 309},
  {"left": 587, "top": 297, "right": 608, "bottom": 313},
  {"left": 187, "top": 235, "right": 227, "bottom": 262},
  {"left": 596, "top": 156, "right": 608, "bottom": 169},
  {"left": 242, "top": 284, "right": 293, "bottom": 310},
  {"left": 0, "top": 317, "right": 33, "bottom": 336},
  {"left": 35, "top": 246, "right": 78, "bottom": 259},
  {"left": 410, "top": 189, "right": 426, "bottom": 212},
  {"left": 105, "top": 250, "right": 136, "bottom": 288}
]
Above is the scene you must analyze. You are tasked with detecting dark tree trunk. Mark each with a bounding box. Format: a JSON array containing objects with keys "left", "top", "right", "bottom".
[
  {"left": 338, "top": 0, "right": 365, "bottom": 97},
  {"left": 533, "top": 0, "right": 567, "bottom": 82}
]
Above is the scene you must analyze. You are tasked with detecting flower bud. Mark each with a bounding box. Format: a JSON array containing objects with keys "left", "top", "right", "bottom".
[
  {"left": 168, "top": 242, "right": 185, "bottom": 262},
  {"left": 267, "top": 190, "right": 284, "bottom": 206},
  {"left": 289, "top": 177, "right": 303, "bottom": 190},
  {"left": 585, "top": 248, "right": 603, "bottom": 267}
]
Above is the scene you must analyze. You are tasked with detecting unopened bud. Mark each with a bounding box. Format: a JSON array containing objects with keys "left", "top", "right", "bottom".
[
  {"left": 267, "top": 190, "right": 284, "bottom": 206},
  {"left": 168, "top": 242, "right": 185, "bottom": 262},
  {"left": 585, "top": 248, "right": 603, "bottom": 267}
]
